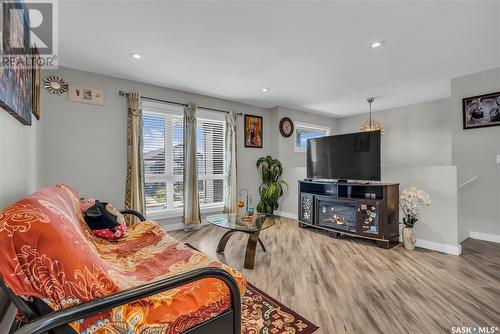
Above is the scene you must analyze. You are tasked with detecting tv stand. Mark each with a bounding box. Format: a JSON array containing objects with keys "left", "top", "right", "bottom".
[{"left": 298, "top": 180, "right": 400, "bottom": 248}]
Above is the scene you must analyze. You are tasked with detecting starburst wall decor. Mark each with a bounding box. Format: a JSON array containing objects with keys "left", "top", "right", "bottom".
[{"left": 43, "top": 76, "right": 68, "bottom": 95}]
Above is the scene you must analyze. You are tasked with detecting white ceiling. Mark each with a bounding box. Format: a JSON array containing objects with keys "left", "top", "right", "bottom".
[{"left": 59, "top": 1, "right": 500, "bottom": 117}]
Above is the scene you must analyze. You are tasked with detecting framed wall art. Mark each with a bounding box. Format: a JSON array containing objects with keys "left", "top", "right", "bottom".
[
  {"left": 32, "top": 47, "right": 41, "bottom": 120},
  {"left": 0, "top": 1, "right": 33, "bottom": 125},
  {"left": 68, "top": 84, "right": 105, "bottom": 105},
  {"left": 463, "top": 91, "right": 500, "bottom": 130},
  {"left": 244, "top": 114, "right": 263, "bottom": 148}
]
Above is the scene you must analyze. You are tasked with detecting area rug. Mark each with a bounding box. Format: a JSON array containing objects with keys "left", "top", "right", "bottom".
[{"left": 185, "top": 243, "right": 319, "bottom": 334}]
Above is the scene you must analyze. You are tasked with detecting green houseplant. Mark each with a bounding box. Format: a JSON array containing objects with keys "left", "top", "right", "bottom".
[{"left": 256, "top": 156, "right": 286, "bottom": 214}]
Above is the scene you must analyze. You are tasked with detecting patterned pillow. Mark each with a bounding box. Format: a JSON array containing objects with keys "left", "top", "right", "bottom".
[{"left": 82, "top": 199, "right": 126, "bottom": 240}]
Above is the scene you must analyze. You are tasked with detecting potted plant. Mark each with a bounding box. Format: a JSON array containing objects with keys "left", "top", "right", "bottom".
[
  {"left": 400, "top": 187, "right": 431, "bottom": 250},
  {"left": 256, "top": 156, "right": 287, "bottom": 214}
]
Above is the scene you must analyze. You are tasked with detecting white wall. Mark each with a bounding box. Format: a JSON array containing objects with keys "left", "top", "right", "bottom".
[
  {"left": 335, "top": 99, "right": 452, "bottom": 166},
  {"left": 274, "top": 107, "right": 336, "bottom": 217},
  {"left": 451, "top": 67, "right": 500, "bottom": 242},
  {"left": 0, "top": 109, "right": 39, "bottom": 333},
  {"left": 39, "top": 67, "right": 278, "bottom": 226}
]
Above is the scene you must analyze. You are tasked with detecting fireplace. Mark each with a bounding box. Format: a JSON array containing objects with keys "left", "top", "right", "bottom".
[{"left": 315, "top": 197, "right": 357, "bottom": 233}]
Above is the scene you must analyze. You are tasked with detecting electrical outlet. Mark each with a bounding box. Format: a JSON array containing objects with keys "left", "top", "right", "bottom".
[{"left": 497, "top": 155, "right": 500, "bottom": 164}]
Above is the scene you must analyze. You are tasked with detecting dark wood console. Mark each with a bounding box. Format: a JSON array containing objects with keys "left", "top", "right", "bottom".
[{"left": 298, "top": 180, "right": 400, "bottom": 248}]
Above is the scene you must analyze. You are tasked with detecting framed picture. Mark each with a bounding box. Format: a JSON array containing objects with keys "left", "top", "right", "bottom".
[
  {"left": 68, "top": 84, "right": 105, "bottom": 105},
  {"left": 0, "top": 1, "right": 33, "bottom": 125},
  {"left": 462, "top": 92, "right": 500, "bottom": 130},
  {"left": 244, "top": 114, "right": 263, "bottom": 148},
  {"left": 32, "top": 47, "right": 41, "bottom": 120}
]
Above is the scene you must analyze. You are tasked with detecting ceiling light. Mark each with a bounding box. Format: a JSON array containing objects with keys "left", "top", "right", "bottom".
[
  {"left": 261, "top": 88, "right": 270, "bottom": 93},
  {"left": 359, "top": 97, "right": 385, "bottom": 134},
  {"left": 130, "top": 53, "right": 143, "bottom": 59},
  {"left": 370, "top": 41, "right": 386, "bottom": 49}
]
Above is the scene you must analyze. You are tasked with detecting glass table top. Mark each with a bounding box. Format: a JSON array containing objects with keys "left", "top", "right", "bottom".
[{"left": 206, "top": 213, "right": 277, "bottom": 233}]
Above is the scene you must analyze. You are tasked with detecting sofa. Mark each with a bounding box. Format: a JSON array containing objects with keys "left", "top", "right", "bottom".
[{"left": 0, "top": 184, "right": 246, "bottom": 334}]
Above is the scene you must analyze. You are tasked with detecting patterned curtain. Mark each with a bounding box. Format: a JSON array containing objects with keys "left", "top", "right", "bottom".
[
  {"left": 183, "top": 103, "right": 201, "bottom": 225},
  {"left": 124, "top": 92, "right": 145, "bottom": 225},
  {"left": 223, "top": 110, "right": 238, "bottom": 214}
]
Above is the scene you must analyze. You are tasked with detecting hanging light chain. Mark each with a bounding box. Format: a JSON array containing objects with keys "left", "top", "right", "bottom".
[{"left": 367, "top": 97, "right": 375, "bottom": 130}]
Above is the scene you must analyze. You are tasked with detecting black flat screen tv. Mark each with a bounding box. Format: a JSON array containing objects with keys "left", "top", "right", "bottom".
[{"left": 306, "top": 131, "right": 381, "bottom": 181}]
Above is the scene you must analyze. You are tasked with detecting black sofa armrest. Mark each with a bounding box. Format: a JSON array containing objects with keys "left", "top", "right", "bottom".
[
  {"left": 13, "top": 267, "right": 241, "bottom": 334},
  {"left": 120, "top": 209, "right": 146, "bottom": 222}
]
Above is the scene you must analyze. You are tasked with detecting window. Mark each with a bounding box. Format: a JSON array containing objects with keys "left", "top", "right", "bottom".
[
  {"left": 294, "top": 123, "right": 331, "bottom": 153},
  {"left": 142, "top": 101, "right": 225, "bottom": 218}
]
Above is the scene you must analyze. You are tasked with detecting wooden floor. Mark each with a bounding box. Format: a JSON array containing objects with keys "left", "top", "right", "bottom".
[{"left": 171, "top": 217, "right": 500, "bottom": 334}]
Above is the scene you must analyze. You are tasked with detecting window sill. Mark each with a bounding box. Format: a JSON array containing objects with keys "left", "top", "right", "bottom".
[{"left": 146, "top": 204, "right": 224, "bottom": 221}]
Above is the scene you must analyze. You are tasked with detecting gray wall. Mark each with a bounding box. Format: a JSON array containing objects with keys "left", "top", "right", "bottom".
[
  {"left": 39, "top": 67, "right": 277, "bottom": 226},
  {"left": 335, "top": 99, "right": 452, "bottom": 166},
  {"left": 0, "top": 109, "right": 39, "bottom": 332},
  {"left": 274, "top": 107, "right": 336, "bottom": 216},
  {"left": 39, "top": 67, "right": 338, "bottom": 224},
  {"left": 451, "top": 67, "right": 500, "bottom": 242},
  {"left": 0, "top": 110, "right": 39, "bottom": 209},
  {"left": 334, "top": 98, "right": 460, "bottom": 249},
  {"left": 383, "top": 166, "right": 458, "bottom": 250}
]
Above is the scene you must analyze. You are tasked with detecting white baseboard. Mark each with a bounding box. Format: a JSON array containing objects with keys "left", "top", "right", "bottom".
[
  {"left": 399, "top": 237, "right": 463, "bottom": 256},
  {"left": 415, "top": 239, "right": 462, "bottom": 256},
  {"left": 274, "top": 210, "right": 298, "bottom": 220},
  {"left": 469, "top": 231, "right": 500, "bottom": 244}
]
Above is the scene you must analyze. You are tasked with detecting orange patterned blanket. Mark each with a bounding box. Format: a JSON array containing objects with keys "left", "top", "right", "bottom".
[{"left": 0, "top": 184, "right": 246, "bottom": 333}]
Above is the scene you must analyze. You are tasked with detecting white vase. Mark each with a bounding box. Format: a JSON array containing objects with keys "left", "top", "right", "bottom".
[{"left": 402, "top": 227, "right": 416, "bottom": 250}]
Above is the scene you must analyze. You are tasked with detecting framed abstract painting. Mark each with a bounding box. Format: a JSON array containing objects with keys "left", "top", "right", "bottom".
[
  {"left": 462, "top": 92, "right": 500, "bottom": 130},
  {"left": 0, "top": 1, "right": 33, "bottom": 125},
  {"left": 32, "top": 47, "right": 41, "bottom": 120},
  {"left": 244, "top": 114, "right": 263, "bottom": 148}
]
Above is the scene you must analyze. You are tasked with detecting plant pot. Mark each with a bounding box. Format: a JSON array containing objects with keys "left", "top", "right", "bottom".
[{"left": 402, "top": 227, "right": 416, "bottom": 250}]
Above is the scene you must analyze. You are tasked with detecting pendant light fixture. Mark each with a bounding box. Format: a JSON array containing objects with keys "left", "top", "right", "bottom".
[{"left": 359, "top": 97, "right": 384, "bottom": 134}]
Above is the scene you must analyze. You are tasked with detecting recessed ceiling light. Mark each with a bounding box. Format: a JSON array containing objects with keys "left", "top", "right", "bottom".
[
  {"left": 130, "top": 53, "right": 143, "bottom": 59},
  {"left": 370, "top": 41, "right": 386, "bottom": 49},
  {"left": 261, "top": 88, "right": 270, "bottom": 93}
]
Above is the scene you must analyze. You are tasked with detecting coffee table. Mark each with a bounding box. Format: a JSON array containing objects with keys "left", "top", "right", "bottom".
[{"left": 206, "top": 213, "right": 277, "bottom": 269}]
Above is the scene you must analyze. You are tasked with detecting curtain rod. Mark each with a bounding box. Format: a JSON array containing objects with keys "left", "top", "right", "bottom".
[{"left": 119, "top": 91, "right": 242, "bottom": 116}]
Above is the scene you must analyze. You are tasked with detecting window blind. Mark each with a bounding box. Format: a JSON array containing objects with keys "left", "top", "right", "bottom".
[{"left": 142, "top": 101, "right": 225, "bottom": 215}]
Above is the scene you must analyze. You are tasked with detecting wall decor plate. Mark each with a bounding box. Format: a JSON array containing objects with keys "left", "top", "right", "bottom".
[
  {"left": 44, "top": 76, "right": 68, "bottom": 94},
  {"left": 68, "top": 84, "right": 104, "bottom": 105},
  {"left": 463, "top": 91, "right": 500, "bottom": 130}
]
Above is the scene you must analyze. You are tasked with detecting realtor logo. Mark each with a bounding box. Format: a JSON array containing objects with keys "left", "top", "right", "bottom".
[{"left": 1, "top": 0, "right": 58, "bottom": 68}]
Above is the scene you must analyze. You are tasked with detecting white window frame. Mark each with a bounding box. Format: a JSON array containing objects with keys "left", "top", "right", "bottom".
[
  {"left": 142, "top": 102, "right": 226, "bottom": 220},
  {"left": 294, "top": 122, "right": 331, "bottom": 153}
]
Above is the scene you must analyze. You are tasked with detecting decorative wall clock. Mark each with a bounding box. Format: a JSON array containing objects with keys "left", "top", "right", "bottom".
[
  {"left": 279, "top": 117, "right": 294, "bottom": 137},
  {"left": 43, "top": 76, "right": 68, "bottom": 95}
]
